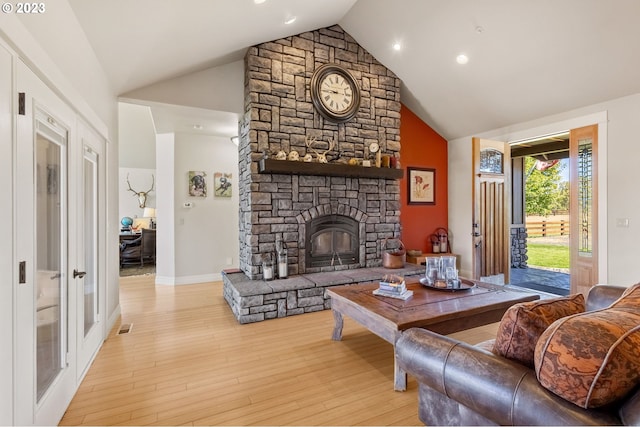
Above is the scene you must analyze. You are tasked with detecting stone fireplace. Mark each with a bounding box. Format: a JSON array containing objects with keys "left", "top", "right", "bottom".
[{"left": 237, "top": 25, "right": 402, "bottom": 280}]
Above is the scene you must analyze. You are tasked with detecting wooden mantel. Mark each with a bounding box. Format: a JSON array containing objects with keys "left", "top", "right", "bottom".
[{"left": 258, "top": 158, "right": 404, "bottom": 180}]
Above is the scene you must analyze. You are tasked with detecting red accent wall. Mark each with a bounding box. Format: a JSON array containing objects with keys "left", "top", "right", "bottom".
[{"left": 400, "top": 104, "right": 448, "bottom": 253}]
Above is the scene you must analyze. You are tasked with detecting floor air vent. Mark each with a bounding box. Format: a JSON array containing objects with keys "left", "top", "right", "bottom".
[{"left": 117, "top": 323, "right": 133, "bottom": 335}]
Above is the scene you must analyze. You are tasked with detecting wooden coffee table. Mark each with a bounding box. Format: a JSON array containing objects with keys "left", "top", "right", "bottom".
[{"left": 327, "top": 277, "right": 539, "bottom": 391}]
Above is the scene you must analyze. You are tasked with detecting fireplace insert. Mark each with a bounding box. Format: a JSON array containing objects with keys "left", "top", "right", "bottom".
[{"left": 306, "top": 215, "right": 359, "bottom": 268}]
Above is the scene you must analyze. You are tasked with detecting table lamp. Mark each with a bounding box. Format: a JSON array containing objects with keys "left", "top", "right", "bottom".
[{"left": 143, "top": 207, "right": 156, "bottom": 229}]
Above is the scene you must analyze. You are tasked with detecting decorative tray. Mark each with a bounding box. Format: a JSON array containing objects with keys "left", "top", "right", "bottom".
[{"left": 419, "top": 277, "right": 476, "bottom": 292}]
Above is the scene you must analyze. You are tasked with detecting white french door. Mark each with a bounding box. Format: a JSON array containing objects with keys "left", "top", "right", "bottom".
[
  {"left": 75, "top": 127, "right": 106, "bottom": 377},
  {"left": 15, "top": 60, "right": 79, "bottom": 426}
]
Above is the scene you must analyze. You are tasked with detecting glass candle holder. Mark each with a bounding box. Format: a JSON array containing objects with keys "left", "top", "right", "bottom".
[
  {"left": 277, "top": 252, "right": 288, "bottom": 279},
  {"left": 262, "top": 260, "right": 274, "bottom": 281}
]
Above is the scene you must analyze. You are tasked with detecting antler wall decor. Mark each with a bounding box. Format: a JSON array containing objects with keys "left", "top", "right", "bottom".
[
  {"left": 126, "top": 173, "right": 155, "bottom": 208},
  {"left": 305, "top": 136, "right": 336, "bottom": 163}
]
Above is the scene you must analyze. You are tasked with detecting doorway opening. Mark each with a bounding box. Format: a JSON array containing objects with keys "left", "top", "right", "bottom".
[{"left": 510, "top": 132, "right": 570, "bottom": 295}]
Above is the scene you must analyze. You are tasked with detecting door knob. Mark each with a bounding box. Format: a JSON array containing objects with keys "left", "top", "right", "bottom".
[{"left": 73, "top": 269, "right": 86, "bottom": 279}]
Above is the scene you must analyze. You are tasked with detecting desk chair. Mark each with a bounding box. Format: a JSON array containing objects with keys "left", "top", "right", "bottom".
[{"left": 120, "top": 228, "right": 156, "bottom": 267}]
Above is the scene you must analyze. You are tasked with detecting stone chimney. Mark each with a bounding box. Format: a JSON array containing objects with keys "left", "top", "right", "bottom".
[{"left": 237, "top": 25, "right": 402, "bottom": 280}]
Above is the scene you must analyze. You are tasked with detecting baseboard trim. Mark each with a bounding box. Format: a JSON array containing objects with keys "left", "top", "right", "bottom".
[{"left": 106, "top": 305, "right": 121, "bottom": 334}]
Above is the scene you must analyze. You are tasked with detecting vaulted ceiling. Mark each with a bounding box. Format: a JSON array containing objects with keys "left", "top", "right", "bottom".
[{"left": 68, "top": 0, "right": 640, "bottom": 140}]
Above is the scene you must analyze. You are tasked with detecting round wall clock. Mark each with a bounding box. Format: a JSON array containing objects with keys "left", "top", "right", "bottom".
[{"left": 310, "top": 63, "right": 361, "bottom": 123}]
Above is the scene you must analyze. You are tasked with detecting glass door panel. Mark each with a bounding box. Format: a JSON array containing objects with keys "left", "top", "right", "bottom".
[
  {"left": 83, "top": 149, "right": 98, "bottom": 336},
  {"left": 578, "top": 141, "right": 593, "bottom": 256},
  {"left": 35, "top": 117, "right": 67, "bottom": 403},
  {"left": 570, "top": 124, "right": 598, "bottom": 295}
]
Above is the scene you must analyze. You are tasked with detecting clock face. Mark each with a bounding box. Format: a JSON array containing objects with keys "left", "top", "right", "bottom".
[
  {"left": 320, "top": 73, "right": 354, "bottom": 114},
  {"left": 310, "top": 64, "right": 361, "bottom": 123}
]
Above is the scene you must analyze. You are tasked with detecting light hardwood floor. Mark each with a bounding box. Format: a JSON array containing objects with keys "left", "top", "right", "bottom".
[{"left": 59, "top": 275, "right": 499, "bottom": 426}]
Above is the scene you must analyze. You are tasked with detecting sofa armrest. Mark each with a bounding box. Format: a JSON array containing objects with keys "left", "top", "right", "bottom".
[
  {"left": 396, "top": 328, "right": 620, "bottom": 426},
  {"left": 586, "top": 284, "right": 626, "bottom": 311}
]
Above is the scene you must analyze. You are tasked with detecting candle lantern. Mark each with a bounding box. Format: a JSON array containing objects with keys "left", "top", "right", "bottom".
[
  {"left": 277, "top": 251, "right": 288, "bottom": 279},
  {"left": 275, "top": 237, "right": 288, "bottom": 279},
  {"left": 262, "top": 253, "right": 274, "bottom": 281}
]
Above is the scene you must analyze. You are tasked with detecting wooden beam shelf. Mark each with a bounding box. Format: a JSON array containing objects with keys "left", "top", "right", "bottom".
[{"left": 258, "top": 159, "right": 404, "bottom": 180}]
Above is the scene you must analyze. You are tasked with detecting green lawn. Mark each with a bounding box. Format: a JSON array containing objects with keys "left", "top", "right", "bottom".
[{"left": 527, "top": 243, "right": 570, "bottom": 269}]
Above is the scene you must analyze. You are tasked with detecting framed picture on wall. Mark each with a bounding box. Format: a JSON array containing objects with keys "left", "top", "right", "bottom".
[
  {"left": 214, "top": 172, "right": 232, "bottom": 197},
  {"left": 407, "top": 167, "right": 435, "bottom": 205},
  {"left": 189, "top": 171, "right": 207, "bottom": 197}
]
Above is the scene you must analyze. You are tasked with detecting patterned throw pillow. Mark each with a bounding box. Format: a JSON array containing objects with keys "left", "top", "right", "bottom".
[
  {"left": 612, "top": 282, "right": 640, "bottom": 309},
  {"left": 534, "top": 284, "right": 640, "bottom": 408},
  {"left": 492, "top": 294, "right": 585, "bottom": 367}
]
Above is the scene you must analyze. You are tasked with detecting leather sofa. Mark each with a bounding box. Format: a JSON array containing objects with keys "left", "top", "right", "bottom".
[{"left": 396, "top": 285, "right": 640, "bottom": 426}]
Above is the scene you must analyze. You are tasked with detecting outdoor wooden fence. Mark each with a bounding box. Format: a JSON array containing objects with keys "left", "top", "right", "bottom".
[{"left": 526, "top": 219, "right": 570, "bottom": 237}]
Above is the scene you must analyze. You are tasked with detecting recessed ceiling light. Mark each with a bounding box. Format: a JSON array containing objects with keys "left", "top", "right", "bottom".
[
  {"left": 392, "top": 42, "right": 402, "bottom": 51},
  {"left": 254, "top": 0, "right": 266, "bottom": 4},
  {"left": 193, "top": 124, "right": 203, "bottom": 130},
  {"left": 284, "top": 16, "right": 297, "bottom": 25},
  {"left": 456, "top": 54, "right": 469, "bottom": 65}
]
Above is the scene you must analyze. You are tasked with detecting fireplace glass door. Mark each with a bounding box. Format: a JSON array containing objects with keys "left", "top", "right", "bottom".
[{"left": 306, "top": 215, "right": 358, "bottom": 268}]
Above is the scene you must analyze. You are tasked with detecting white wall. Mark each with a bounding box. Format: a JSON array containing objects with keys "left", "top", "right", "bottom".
[
  {"left": 121, "top": 60, "right": 244, "bottom": 115},
  {"left": 118, "top": 101, "right": 158, "bottom": 228},
  {"left": 155, "top": 133, "right": 176, "bottom": 281},
  {"left": 155, "top": 133, "right": 239, "bottom": 285},
  {"left": 449, "top": 93, "right": 640, "bottom": 287},
  {"left": 118, "top": 102, "right": 157, "bottom": 168}
]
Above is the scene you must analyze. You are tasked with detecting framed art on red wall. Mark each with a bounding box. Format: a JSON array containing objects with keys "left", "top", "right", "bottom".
[{"left": 407, "top": 167, "right": 435, "bottom": 205}]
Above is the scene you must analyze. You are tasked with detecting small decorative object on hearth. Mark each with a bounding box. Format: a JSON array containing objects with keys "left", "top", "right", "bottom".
[
  {"left": 276, "top": 237, "right": 288, "bottom": 279},
  {"left": 262, "top": 253, "right": 274, "bottom": 281},
  {"left": 373, "top": 274, "right": 413, "bottom": 300},
  {"left": 436, "top": 227, "right": 449, "bottom": 252},
  {"left": 407, "top": 249, "right": 422, "bottom": 257},
  {"left": 430, "top": 234, "right": 440, "bottom": 253},
  {"left": 277, "top": 253, "right": 288, "bottom": 279},
  {"left": 382, "top": 238, "right": 406, "bottom": 269}
]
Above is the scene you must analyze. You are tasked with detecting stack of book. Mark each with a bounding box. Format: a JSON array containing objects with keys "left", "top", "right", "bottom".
[{"left": 373, "top": 275, "right": 413, "bottom": 300}]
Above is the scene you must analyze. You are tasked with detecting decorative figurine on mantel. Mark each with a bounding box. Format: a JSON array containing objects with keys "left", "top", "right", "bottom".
[
  {"left": 305, "top": 135, "right": 336, "bottom": 163},
  {"left": 288, "top": 150, "right": 300, "bottom": 161}
]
